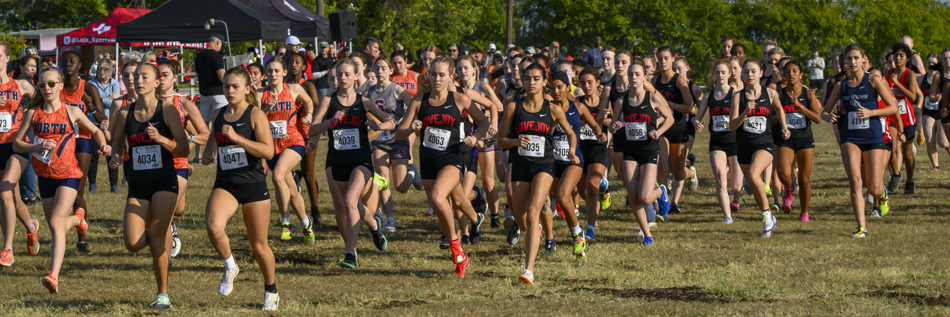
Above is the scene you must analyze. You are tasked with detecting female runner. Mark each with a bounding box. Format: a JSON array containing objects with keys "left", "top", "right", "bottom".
[
  {"left": 821, "top": 43, "right": 897, "bottom": 238},
  {"left": 498, "top": 53, "right": 525, "bottom": 228},
  {"left": 652, "top": 46, "right": 696, "bottom": 217},
  {"left": 775, "top": 61, "right": 821, "bottom": 221},
  {"left": 309, "top": 60, "right": 392, "bottom": 268},
  {"left": 260, "top": 58, "right": 315, "bottom": 244},
  {"left": 600, "top": 50, "right": 632, "bottom": 181},
  {"left": 246, "top": 62, "right": 265, "bottom": 90},
  {"left": 390, "top": 50, "right": 422, "bottom": 98},
  {"left": 499, "top": 63, "right": 577, "bottom": 284},
  {"left": 367, "top": 56, "right": 414, "bottom": 233},
  {"left": 599, "top": 48, "right": 617, "bottom": 89},
  {"left": 109, "top": 62, "right": 190, "bottom": 309},
  {"left": 886, "top": 43, "right": 921, "bottom": 194},
  {"left": 287, "top": 53, "right": 323, "bottom": 226},
  {"left": 396, "top": 57, "right": 488, "bottom": 277},
  {"left": 691, "top": 60, "right": 743, "bottom": 223},
  {"left": 202, "top": 67, "right": 280, "bottom": 311},
  {"left": 0, "top": 41, "right": 40, "bottom": 266},
  {"left": 575, "top": 68, "right": 611, "bottom": 239},
  {"left": 671, "top": 56, "right": 701, "bottom": 203},
  {"left": 16, "top": 67, "right": 109, "bottom": 293},
  {"left": 921, "top": 52, "right": 948, "bottom": 171},
  {"left": 609, "top": 60, "right": 674, "bottom": 246},
  {"left": 60, "top": 51, "right": 106, "bottom": 254},
  {"left": 729, "top": 58, "right": 789, "bottom": 238},
  {"left": 349, "top": 52, "right": 374, "bottom": 95},
  {"left": 550, "top": 71, "right": 602, "bottom": 259}
]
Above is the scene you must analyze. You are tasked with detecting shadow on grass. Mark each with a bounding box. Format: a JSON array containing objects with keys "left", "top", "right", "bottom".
[
  {"left": 572, "top": 286, "right": 777, "bottom": 303},
  {"left": 864, "top": 285, "right": 950, "bottom": 307},
  {"left": 16, "top": 298, "right": 139, "bottom": 313}
]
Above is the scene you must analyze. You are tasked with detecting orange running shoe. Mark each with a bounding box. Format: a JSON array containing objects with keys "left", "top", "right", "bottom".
[
  {"left": 74, "top": 208, "right": 87, "bottom": 234},
  {"left": 27, "top": 219, "right": 40, "bottom": 256},
  {"left": 42, "top": 270, "right": 58, "bottom": 294},
  {"left": 0, "top": 248, "right": 13, "bottom": 266},
  {"left": 449, "top": 240, "right": 469, "bottom": 278}
]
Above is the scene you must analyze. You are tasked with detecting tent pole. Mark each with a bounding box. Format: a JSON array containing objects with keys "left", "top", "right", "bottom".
[
  {"left": 115, "top": 43, "right": 119, "bottom": 79},
  {"left": 259, "top": 39, "right": 263, "bottom": 62},
  {"left": 55, "top": 47, "right": 59, "bottom": 66}
]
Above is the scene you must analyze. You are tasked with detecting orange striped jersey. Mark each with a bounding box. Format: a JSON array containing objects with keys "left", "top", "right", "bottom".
[
  {"left": 261, "top": 83, "right": 304, "bottom": 154},
  {"left": 62, "top": 79, "right": 91, "bottom": 139},
  {"left": 31, "top": 103, "right": 82, "bottom": 179},
  {"left": 391, "top": 71, "right": 419, "bottom": 97},
  {"left": 293, "top": 78, "right": 312, "bottom": 139},
  {"left": 171, "top": 95, "right": 190, "bottom": 170},
  {"left": 0, "top": 78, "right": 24, "bottom": 143}
]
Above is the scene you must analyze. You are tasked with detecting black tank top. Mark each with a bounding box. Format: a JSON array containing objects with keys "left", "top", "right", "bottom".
[
  {"left": 621, "top": 92, "right": 659, "bottom": 151},
  {"left": 779, "top": 87, "right": 813, "bottom": 139},
  {"left": 325, "top": 93, "right": 371, "bottom": 164},
  {"left": 578, "top": 95, "right": 605, "bottom": 146},
  {"left": 708, "top": 88, "right": 736, "bottom": 144},
  {"left": 737, "top": 88, "right": 774, "bottom": 146},
  {"left": 456, "top": 87, "right": 475, "bottom": 154},
  {"left": 608, "top": 75, "right": 627, "bottom": 106},
  {"left": 213, "top": 106, "right": 265, "bottom": 184},
  {"left": 419, "top": 91, "right": 462, "bottom": 160},
  {"left": 510, "top": 100, "right": 555, "bottom": 165},
  {"left": 655, "top": 73, "right": 687, "bottom": 124},
  {"left": 124, "top": 100, "right": 176, "bottom": 180}
]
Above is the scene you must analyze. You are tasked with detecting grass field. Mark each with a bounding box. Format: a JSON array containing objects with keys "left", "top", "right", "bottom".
[{"left": 2, "top": 122, "right": 950, "bottom": 316}]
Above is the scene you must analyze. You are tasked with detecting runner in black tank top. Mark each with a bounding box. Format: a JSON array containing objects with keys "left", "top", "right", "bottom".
[
  {"left": 774, "top": 61, "right": 822, "bottom": 220},
  {"left": 669, "top": 56, "right": 702, "bottom": 211},
  {"left": 921, "top": 63, "right": 950, "bottom": 171},
  {"left": 396, "top": 57, "right": 489, "bottom": 278},
  {"left": 575, "top": 68, "right": 612, "bottom": 241},
  {"left": 200, "top": 68, "right": 281, "bottom": 310},
  {"left": 498, "top": 63, "right": 576, "bottom": 285},
  {"left": 691, "top": 60, "right": 743, "bottom": 224},
  {"left": 728, "top": 59, "right": 789, "bottom": 238},
  {"left": 607, "top": 60, "right": 675, "bottom": 247},
  {"left": 652, "top": 47, "right": 696, "bottom": 215},
  {"left": 308, "top": 61, "right": 396, "bottom": 269},
  {"left": 107, "top": 63, "right": 190, "bottom": 310}
]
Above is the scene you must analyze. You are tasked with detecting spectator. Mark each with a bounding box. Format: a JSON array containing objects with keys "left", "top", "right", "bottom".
[
  {"left": 364, "top": 37, "right": 380, "bottom": 64},
  {"left": 303, "top": 43, "right": 317, "bottom": 80},
  {"left": 582, "top": 36, "right": 603, "bottom": 66},
  {"left": 447, "top": 42, "right": 459, "bottom": 59},
  {"left": 261, "top": 44, "right": 272, "bottom": 63},
  {"left": 459, "top": 44, "right": 470, "bottom": 56},
  {"left": 550, "top": 41, "right": 565, "bottom": 61},
  {"left": 193, "top": 33, "right": 227, "bottom": 163},
  {"left": 284, "top": 36, "right": 302, "bottom": 65},
  {"left": 560, "top": 47, "right": 571, "bottom": 61},
  {"left": 312, "top": 41, "right": 334, "bottom": 99},
  {"left": 807, "top": 51, "right": 826, "bottom": 91},
  {"left": 88, "top": 58, "right": 122, "bottom": 193}
]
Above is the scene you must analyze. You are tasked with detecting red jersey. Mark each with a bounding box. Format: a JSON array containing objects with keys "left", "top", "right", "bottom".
[
  {"left": 391, "top": 71, "right": 419, "bottom": 97},
  {"left": 171, "top": 96, "right": 190, "bottom": 170},
  {"left": 0, "top": 78, "right": 24, "bottom": 144},
  {"left": 262, "top": 84, "right": 304, "bottom": 154},
  {"left": 62, "top": 79, "right": 91, "bottom": 140},
  {"left": 887, "top": 68, "right": 916, "bottom": 126},
  {"left": 31, "top": 104, "right": 82, "bottom": 179}
]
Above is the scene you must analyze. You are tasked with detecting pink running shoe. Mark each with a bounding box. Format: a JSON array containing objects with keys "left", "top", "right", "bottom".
[
  {"left": 730, "top": 201, "right": 739, "bottom": 212},
  {"left": 781, "top": 188, "right": 794, "bottom": 213},
  {"left": 800, "top": 212, "right": 809, "bottom": 222}
]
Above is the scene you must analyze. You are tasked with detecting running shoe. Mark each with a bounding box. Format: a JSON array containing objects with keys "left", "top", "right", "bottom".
[
  {"left": 170, "top": 222, "right": 182, "bottom": 258},
  {"left": 149, "top": 294, "right": 172, "bottom": 311},
  {"left": 27, "top": 219, "right": 39, "bottom": 256},
  {"left": 743, "top": 180, "right": 753, "bottom": 195},
  {"left": 600, "top": 192, "right": 611, "bottom": 210},
  {"left": 472, "top": 184, "right": 488, "bottom": 214},
  {"left": 469, "top": 213, "right": 484, "bottom": 245},
  {"left": 870, "top": 208, "right": 881, "bottom": 218},
  {"left": 800, "top": 212, "right": 809, "bottom": 222},
  {"left": 460, "top": 234, "right": 471, "bottom": 245},
  {"left": 722, "top": 218, "right": 733, "bottom": 224},
  {"left": 303, "top": 216, "right": 317, "bottom": 245},
  {"left": 670, "top": 201, "right": 681, "bottom": 214},
  {"left": 42, "top": 270, "right": 57, "bottom": 294},
  {"left": 636, "top": 230, "right": 645, "bottom": 239},
  {"left": 76, "top": 241, "right": 92, "bottom": 254},
  {"left": 765, "top": 185, "right": 773, "bottom": 198},
  {"left": 572, "top": 234, "right": 586, "bottom": 255},
  {"left": 262, "top": 291, "right": 280, "bottom": 311},
  {"left": 279, "top": 222, "right": 292, "bottom": 241},
  {"left": 645, "top": 203, "right": 657, "bottom": 223},
  {"left": 121, "top": 178, "right": 128, "bottom": 186},
  {"left": 687, "top": 166, "right": 698, "bottom": 191},
  {"left": 371, "top": 216, "right": 388, "bottom": 251},
  {"left": 933, "top": 167, "right": 940, "bottom": 172},
  {"left": 503, "top": 204, "right": 514, "bottom": 231},
  {"left": 450, "top": 242, "right": 469, "bottom": 278},
  {"left": 544, "top": 240, "right": 556, "bottom": 254},
  {"left": 576, "top": 251, "right": 588, "bottom": 263},
  {"left": 554, "top": 201, "right": 564, "bottom": 219},
  {"left": 0, "top": 249, "right": 12, "bottom": 266},
  {"left": 518, "top": 267, "right": 534, "bottom": 285},
  {"left": 687, "top": 152, "right": 697, "bottom": 167},
  {"left": 408, "top": 165, "right": 423, "bottom": 190},
  {"left": 878, "top": 191, "right": 890, "bottom": 216},
  {"left": 88, "top": 184, "right": 97, "bottom": 194},
  {"left": 917, "top": 132, "right": 925, "bottom": 145},
  {"left": 730, "top": 201, "right": 739, "bottom": 213},
  {"left": 292, "top": 170, "right": 303, "bottom": 193},
  {"left": 905, "top": 182, "right": 915, "bottom": 195},
  {"left": 381, "top": 218, "right": 396, "bottom": 233},
  {"left": 440, "top": 236, "right": 450, "bottom": 249},
  {"left": 311, "top": 206, "right": 322, "bottom": 227},
  {"left": 599, "top": 176, "right": 609, "bottom": 193},
  {"left": 769, "top": 204, "right": 780, "bottom": 215},
  {"left": 913, "top": 143, "right": 918, "bottom": 156},
  {"left": 585, "top": 226, "right": 595, "bottom": 240},
  {"left": 851, "top": 227, "right": 868, "bottom": 238},
  {"left": 887, "top": 174, "right": 901, "bottom": 192},
  {"left": 761, "top": 212, "right": 776, "bottom": 238},
  {"left": 425, "top": 207, "right": 434, "bottom": 216},
  {"left": 866, "top": 192, "right": 874, "bottom": 204},
  {"left": 374, "top": 208, "right": 383, "bottom": 221},
  {"left": 373, "top": 173, "right": 389, "bottom": 191},
  {"left": 338, "top": 253, "right": 358, "bottom": 268},
  {"left": 657, "top": 184, "right": 671, "bottom": 218},
  {"left": 74, "top": 207, "right": 87, "bottom": 234},
  {"left": 542, "top": 196, "right": 551, "bottom": 212},
  {"left": 110, "top": 184, "right": 119, "bottom": 193},
  {"left": 490, "top": 214, "right": 501, "bottom": 229},
  {"left": 218, "top": 265, "right": 240, "bottom": 296},
  {"left": 641, "top": 236, "right": 654, "bottom": 247},
  {"left": 782, "top": 187, "right": 794, "bottom": 213},
  {"left": 507, "top": 225, "right": 520, "bottom": 245}
]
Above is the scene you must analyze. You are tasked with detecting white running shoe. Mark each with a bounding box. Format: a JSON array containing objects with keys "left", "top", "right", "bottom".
[
  {"left": 262, "top": 291, "right": 280, "bottom": 311},
  {"left": 688, "top": 166, "right": 698, "bottom": 191},
  {"left": 170, "top": 222, "right": 182, "bottom": 258},
  {"left": 636, "top": 230, "right": 645, "bottom": 239},
  {"left": 761, "top": 212, "right": 776, "bottom": 238},
  {"left": 518, "top": 266, "right": 534, "bottom": 285},
  {"left": 218, "top": 265, "right": 240, "bottom": 296},
  {"left": 408, "top": 165, "right": 423, "bottom": 190}
]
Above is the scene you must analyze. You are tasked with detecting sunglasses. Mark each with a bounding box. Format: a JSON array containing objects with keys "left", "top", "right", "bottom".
[
  {"left": 37, "top": 81, "right": 60, "bottom": 88},
  {"left": 448, "top": 49, "right": 458, "bottom": 52}
]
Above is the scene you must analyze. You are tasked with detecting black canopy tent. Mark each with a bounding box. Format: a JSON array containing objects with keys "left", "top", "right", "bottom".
[
  {"left": 241, "top": 0, "right": 330, "bottom": 40},
  {"left": 116, "top": 0, "right": 291, "bottom": 43}
]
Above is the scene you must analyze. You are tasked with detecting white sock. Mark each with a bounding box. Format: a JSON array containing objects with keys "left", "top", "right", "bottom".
[
  {"left": 301, "top": 216, "right": 311, "bottom": 228},
  {"left": 223, "top": 255, "right": 236, "bottom": 269},
  {"left": 281, "top": 217, "right": 291, "bottom": 224},
  {"left": 571, "top": 225, "right": 582, "bottom": 235}
]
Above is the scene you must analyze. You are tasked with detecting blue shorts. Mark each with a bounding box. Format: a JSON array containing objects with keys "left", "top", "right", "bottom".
[
  {"left": 74, "top": 138, "right": 94, "bottom": 155},
  {"left": 0, "top": 143, "right": 27, "bottom": 169},
  {"left": 176, "top": 168, "right": 191, "bottom": 180},
  {"left": 37, "top": 177, "right": 80, "bottom": 199},
  {"left": 266, "top": 145, "right": 305, "bottom": 171}
]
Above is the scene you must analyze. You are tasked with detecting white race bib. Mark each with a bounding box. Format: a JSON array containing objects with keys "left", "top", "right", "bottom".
[
  {"left": 269, "top": 120, "right": 287, "bottom": 139},
  {"left": 0, "top": 112, "right": 11, "bottom": 133},
  {"left": 786, "top": 112, "right": 806, "bottom": 129},
  {"left": 132, "top": 145, "right": 162, "bottom": 171},
  {"left": 333, "top": 128, "right": 360, "bottom": 150},
  {"left": 554, "top": 140, "right": 570, "bottom": 161},
  {"left": 518, "top": 135, "right": 545, "bottom": 157},
  {"left": 458, "top": 122, "right": 466, "bottom": 141},
  {"left": 579, "top": 124, "right": 597, "bottom": 140},
  {"left": 743, "top": 116, "right": 767, "bottom": 134},
  {"left": 712, "top": 115, "right": 729, "bottom": 132},
  {"left": 218, "top": 145, "right": 248, "bottom": 171},
  {"left": 926, "top": 100, "right": 940, "bottom": 111},
  {"left": 848, "top": 112, "right": 869, "bottom": 130},
  {"left": 624, "top": 122, "right": 647, "bottom": 141},
  {"left": 423, "top": 127, "right": 451, "bottom": 151},
  {"left": 898, "top": 99, "right": 907, "bottom": 114},
  {"left": 377, "top": 130, "right": 393, "bottom": 142},
  {"left": 32, "top": 137, "right": 51, "bottom": 164}
]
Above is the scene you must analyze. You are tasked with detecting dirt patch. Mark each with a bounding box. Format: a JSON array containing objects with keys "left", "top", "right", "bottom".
[
  {"left": 573, "top": 286, "right": 772, "bottom": 303},
  {"left": 376, "top": 299, "right": 428, "bottom": 309},
  {"left": 273, "top": 251, "right": 327, "bottom": 265},
  {"left": 474, "top": 271, "right": 507, "bottom": 279},
  {"left": 523, "top": 294, "right": 541, "bottom": 299},
  {"left": 866, "top": 287, "right": 950, "bottom": 307},
  {"left": 561, "top": 277, "right": 609, "bottom": 284},
  {"left": 472, "top": 248, "right": 521, "bottom": 258}
]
